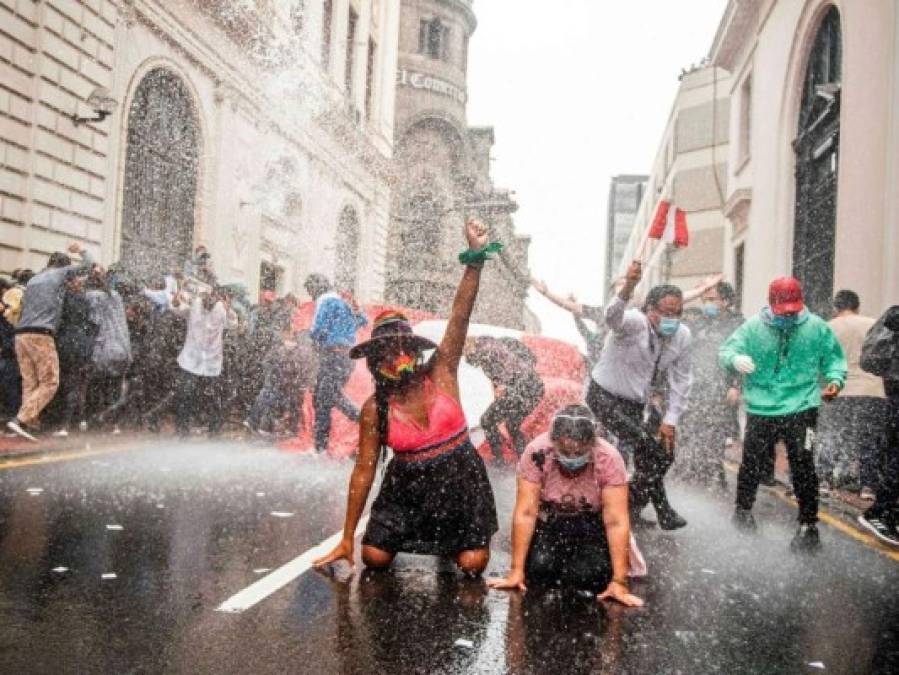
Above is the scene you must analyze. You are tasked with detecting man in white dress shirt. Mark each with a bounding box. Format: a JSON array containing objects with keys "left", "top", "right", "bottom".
[{"left": 586, "top": 261, "right": 693, "bottom": 530}]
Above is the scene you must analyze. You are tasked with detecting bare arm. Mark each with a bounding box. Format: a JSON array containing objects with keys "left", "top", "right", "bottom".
[
  {"left": 313, "top": 398, "right": 381, "bottom": 568},
  {"left": 598, "top": 485, "right": 643, "bottom": 607},
  {"left": 601, "top": 485, "right": 631, "bottom": 583},
  {"left": 487, "top": 477, "right": 542, "bottom": 591},
  {"left": 433, "top": 219, "right": 490, "bottom": 378},
  {"left": 531, "top": 278, "right": 584, "bottom": 316},
  {"left": 683, "top": 273, "right": 724, "bottom": 304}
]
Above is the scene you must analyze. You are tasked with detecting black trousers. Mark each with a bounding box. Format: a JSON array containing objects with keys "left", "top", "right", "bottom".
[
  {"left": 525, "top": 508, "right": 612, "bottom": 593},
  {"left": 586, "top": 381, "right": 673, "bottom": 514},
  {"left": 737, "top": 408, "right": 819, "bottom": 523},
  {"left": 175, "top": 370, "right": 223, "bottom": 435},
  {"left": 313, "top": 350, "right": 358, "bottom": 452},
  {"left": 481, "top": 375, "right": 545, "bottom": 457},
  {"left": 866, "top": 394, "right": 899, "bottom": 526}
]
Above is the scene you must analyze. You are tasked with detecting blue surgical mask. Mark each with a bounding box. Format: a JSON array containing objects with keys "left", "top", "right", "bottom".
[
  {"left": 658, "top": 318, "right": 680, "bottom": 336},
  {"left": 771, "top": 314, "right": 798, "bottom": 330},
  {"left": 702, "top": 303, "right": 720, "bottom": 319},
  {"left": 556, "top": 452, "right": 591, "bottom": 473}
]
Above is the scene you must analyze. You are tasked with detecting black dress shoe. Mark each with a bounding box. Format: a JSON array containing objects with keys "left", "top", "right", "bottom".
[
  {"left": 732, "top": 507, "right": 757, "bottom": 532},
  {"left": 790, "top": 523, "right": 821, "bottom": 552},
  {"left": 656, "top": 508, "right": 687, "bottom": 531}
]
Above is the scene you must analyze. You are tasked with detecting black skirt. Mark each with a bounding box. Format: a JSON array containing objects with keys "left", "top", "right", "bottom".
[{"left": 362, "top": 440, "right": 498, "bottom": 556}]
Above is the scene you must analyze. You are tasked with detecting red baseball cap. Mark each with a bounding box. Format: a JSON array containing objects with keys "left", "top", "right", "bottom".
[{"left": 768, "top": 277, "right": 804, "bottom": 315}]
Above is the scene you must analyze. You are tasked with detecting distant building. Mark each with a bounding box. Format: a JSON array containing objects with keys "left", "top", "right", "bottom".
[
  {"left": 0, "top": 0, "right": 401, "bottom": 300},
  {"left": 387, "top": 0, "right": 533, "bottom": 329},
  {"left": 616, "top": 66, "right": 731, "bottom": 302},
  {"left": 604, "top": 175, "right": 647, "bottom": 301}
]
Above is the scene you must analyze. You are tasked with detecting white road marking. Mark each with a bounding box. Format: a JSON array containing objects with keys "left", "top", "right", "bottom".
[{"left": 216, "top": 516, "right": 369, "bottom": 614}]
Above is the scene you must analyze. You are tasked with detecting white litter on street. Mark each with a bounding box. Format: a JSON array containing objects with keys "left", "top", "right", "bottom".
[
  {"left": 101, "top": 573, "right": 117, "bottom": 580},
  {"left": 270, "top": 511, "right": 294, "bottom": 518},
  {"left": 106, "top": 524, "right": 123, "bottom": 531},
  {"left": 454, "top": 639, "right": 475, "bottom": 649},
  {"left": 253, "top": 568, "right": 271, "bottom": 574},
  {"left": 26, "top": 487, "right": 44, "bottom": 495},
  {"left": 51, "top": 567, "right": 69, "bottom": 573}
]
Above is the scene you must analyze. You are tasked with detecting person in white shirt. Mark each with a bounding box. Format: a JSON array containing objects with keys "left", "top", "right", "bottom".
[
  {"left": 818, "top": 290, "right": 889, "bottom": 496},
  {"left": 586, "top": 261, "right": 693, "bottom": 530},
  {"left": 171, "top": 287, "right": 237, "bottom": 436}
]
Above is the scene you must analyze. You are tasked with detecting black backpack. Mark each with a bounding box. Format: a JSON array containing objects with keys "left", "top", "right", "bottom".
[{"left": 860, "top": 306, "right": 899, "bottom": 377}]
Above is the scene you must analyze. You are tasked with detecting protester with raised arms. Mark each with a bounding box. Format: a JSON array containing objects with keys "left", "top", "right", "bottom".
[{"left": 314, "top": 219, "right": 500, "bottom": 575}]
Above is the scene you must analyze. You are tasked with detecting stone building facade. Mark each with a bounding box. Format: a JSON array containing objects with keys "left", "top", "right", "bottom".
[
  {"left": 711, "top": 0, "right": 899, "bottom": 317},
  {"left": 618, "top": 0, "right": 899, "bottom": 318},
  {"left": 386, "top": 0, "right": 533, "bottom": 330},
  {"left": 616, "top": 65, "right": 731, "bottom": 303},
  {"left": 0, "top": 0, "right": 401, "bottom": 300}
]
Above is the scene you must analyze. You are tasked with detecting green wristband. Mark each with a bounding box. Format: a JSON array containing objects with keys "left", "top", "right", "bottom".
[{"left": 459, "top": 242, "right": 503, "bottom": 266}]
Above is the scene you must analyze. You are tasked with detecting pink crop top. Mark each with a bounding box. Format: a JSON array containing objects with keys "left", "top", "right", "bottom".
[{"left": 387, "top": 378, "right": 468, "bottom": 453}]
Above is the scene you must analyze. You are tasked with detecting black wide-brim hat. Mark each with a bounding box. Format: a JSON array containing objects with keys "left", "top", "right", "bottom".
[{"left": 349, "top": 310, "right": 438, "bottom": 359}]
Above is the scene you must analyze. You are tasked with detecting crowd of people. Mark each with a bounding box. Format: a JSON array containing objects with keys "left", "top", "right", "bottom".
[
  {"left": 0, "top": 242, "right": 342, "bottom": 446},
  {"left": 3, "top": 220, "right": 898, "bottom": 608},
  {"left": 533, "top": 262, "right": 899, "bottom": 550}
]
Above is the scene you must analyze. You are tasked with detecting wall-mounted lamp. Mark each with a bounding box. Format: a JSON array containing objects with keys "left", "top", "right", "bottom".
[{"left": 68, "top": 87, "right": 117, "bottom": 126}]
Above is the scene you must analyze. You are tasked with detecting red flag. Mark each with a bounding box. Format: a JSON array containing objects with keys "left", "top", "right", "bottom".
[
  {"left": 674, "top": 208, "right": 689, "bottom": 248},
  {"left": 648, "top": 200, "right": 670, "bottom": 239}
]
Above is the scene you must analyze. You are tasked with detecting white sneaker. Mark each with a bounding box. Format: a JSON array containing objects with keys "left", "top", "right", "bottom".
[
  {"left": 7, "top": 419, "right": 38, "bottom": 442},
  {"left": 52, "top": 429, "right": 69, "bottom": 438},
  {"left": 860, "top": 487, "right": 876, "bottom": 501}
]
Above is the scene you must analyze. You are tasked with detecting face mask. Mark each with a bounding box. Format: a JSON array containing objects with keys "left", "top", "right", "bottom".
[
  {"left": 702, "top": 303, "right": 720, "bottom": 319},
  {"left": 771, "top": 314, "right": 798, "bottom": 330},
  {"left": 378, "top": 353, "right": 418, "bottom": 382},
  {"left": 658, "top": 318, "right": 680, "bottom": 336},
  {"left": 556, "top": 452, "right": 592, "bottom": 473}
]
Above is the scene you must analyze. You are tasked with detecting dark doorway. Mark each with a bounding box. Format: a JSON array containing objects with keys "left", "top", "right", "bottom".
[
  {"left": 121, "top": 68, "right": 199, "bottom": 280},
  {"left": 792, "top": 6, "right": 841, "bottom": 316}
]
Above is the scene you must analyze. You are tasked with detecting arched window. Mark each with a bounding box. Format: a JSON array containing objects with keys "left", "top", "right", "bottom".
[
  {"left": 335, "top": 205, "right": 360, "bottom": 294},
  {"left": 419, "top": 17, "right": 448, "bottom": 60},
  {"left": 121, "top": 68, "right": 199, "bottom": 278},
  {"left": 792, "top": 6, "right": 841, "bottom": 316}
]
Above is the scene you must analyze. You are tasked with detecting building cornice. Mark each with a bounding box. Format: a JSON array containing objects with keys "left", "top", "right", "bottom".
[{"left": 708, "top": 0, "right": 761, "bottom": 70}]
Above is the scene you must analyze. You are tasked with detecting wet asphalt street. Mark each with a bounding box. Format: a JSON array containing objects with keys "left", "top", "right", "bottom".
[{"left": 0, "top": 439, "right": 896, "bottom": 675}]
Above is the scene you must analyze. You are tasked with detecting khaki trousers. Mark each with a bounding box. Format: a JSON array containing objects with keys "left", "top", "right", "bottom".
[{"left": 14, "top": 333, "right": 60, "bottom": 426}]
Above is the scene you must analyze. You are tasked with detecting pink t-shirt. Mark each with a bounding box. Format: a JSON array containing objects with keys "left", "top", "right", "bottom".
[{"left": 518, "top": 432, "right": 628, "bottom": 512}]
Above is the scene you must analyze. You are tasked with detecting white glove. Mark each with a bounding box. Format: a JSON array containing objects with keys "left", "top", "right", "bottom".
[{"left": 733, "top": 355, "right": 756, "bottom": 375}]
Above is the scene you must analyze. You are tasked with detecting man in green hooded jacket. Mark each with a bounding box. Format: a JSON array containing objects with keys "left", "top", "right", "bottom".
[{"left": 719, "top": 277, "right": 847, "bottom": 550}]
